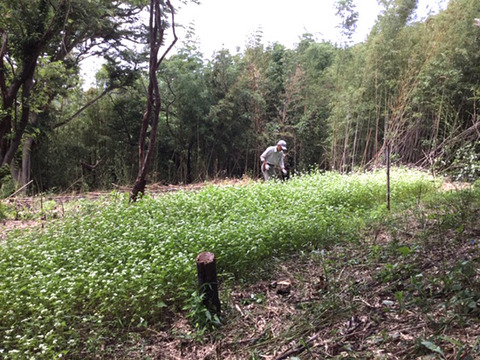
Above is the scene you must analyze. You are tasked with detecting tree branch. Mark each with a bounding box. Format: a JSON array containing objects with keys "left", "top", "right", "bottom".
[
  {"left": 53, "top": 87, "right": 115, "bottom": 129},
  {"left": 158, "top": 0, "right": 178, "bottom": 67}
]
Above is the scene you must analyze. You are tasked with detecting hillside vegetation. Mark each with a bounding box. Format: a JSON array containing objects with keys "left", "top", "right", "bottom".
[{"left": 2, "top": 169, "right": 479, "bottom": 358}]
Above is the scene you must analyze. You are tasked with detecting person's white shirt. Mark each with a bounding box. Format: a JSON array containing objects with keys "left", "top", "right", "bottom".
[{"left": 260, "top": 146, "right": 285, "bottom": 169}]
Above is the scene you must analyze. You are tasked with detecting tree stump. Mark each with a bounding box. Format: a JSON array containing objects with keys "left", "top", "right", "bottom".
[{"left": 196, "top": 252, "right": 221, "bottom": 314}]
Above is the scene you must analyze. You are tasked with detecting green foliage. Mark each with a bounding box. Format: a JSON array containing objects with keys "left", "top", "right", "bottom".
[
  {"left": 447, "top": 142, "right": 480, "bottom": 182},
  {"left": 0, "top": 169, "right": 436, "bottom": 357},
  {"left": 0, "top": 164, "right": 10, "bottom": 181},
  {"left": 244, "top": 178, "right": 478, "bottom": 359},
  {"left": 0, "top": 201, "right": 9, "bottom": 221},
  {"left": 0, "top": 174, "right": 15, "bottom": 199},
  {"left": 184, "top": 288, "right": 221, "bottom": 335}
]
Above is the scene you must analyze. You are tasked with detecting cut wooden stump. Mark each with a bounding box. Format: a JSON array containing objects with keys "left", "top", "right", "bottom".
[{"left": 196, "top": 251, "right": 221, "bottom": 314}]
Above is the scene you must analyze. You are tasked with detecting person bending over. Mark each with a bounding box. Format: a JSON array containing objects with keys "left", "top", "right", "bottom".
[{"left": 260, "top": 140, "right": 288, "bottom": 181}]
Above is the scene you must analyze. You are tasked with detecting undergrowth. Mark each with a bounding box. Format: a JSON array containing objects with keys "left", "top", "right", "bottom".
[
  {"left": 193, "top": 184, "right": 480, "bottom": 360},
  {"left": 0, "top": 168, "right": 439, "bottom": 358},
  {"left": 221, "top": 181, "right": 480, "bottom": 359}
]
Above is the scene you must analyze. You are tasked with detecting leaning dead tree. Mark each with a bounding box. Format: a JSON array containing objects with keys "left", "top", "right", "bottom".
[{"left": 131, "top": 0, "right": 177, "bottom": 201}]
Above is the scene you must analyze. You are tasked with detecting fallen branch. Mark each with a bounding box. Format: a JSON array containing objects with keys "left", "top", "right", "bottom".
[{"left": 7, "top": 180, "right": 33, "bottom": 199}]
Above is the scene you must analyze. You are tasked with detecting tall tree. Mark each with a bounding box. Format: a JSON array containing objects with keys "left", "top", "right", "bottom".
[
  {"left": 0, "top": 0, "right": 144, "bottom": 187},
  {"left": 130, "top": 0, "right": 179, "bottom": 200}
]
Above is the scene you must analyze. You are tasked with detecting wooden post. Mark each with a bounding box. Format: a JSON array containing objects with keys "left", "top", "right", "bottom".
[{"left": 196, "top": 252, "right": 221, "bottom": 314}]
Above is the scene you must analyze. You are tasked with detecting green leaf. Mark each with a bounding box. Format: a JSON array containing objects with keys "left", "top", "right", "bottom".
[
  {"left": 397, "top": 246, "right": 412, "bottom": 257},
  {"left": 156, "top": 301, "right": 167, "bottom": 308},
  {"left": 421, "top": 340, "right": 445, "bottom": 358},
  {"left": 439, "top": 336, "right": 463, "bottom": 348}
]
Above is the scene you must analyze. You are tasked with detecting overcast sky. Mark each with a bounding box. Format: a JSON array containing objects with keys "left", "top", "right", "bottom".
[
  {"left": 174, "top": 0, "right": 448, "bottom": 58},
  {"left": 81, "top": 0, "right": 447, "bottom": 87},
  {"left": 174, "top": 0, "right": 378, "bottom": 56}
]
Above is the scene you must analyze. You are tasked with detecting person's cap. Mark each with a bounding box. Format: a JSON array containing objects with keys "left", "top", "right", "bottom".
[{"left": 277, "top": 140, "right": 287, "bottom": 150}]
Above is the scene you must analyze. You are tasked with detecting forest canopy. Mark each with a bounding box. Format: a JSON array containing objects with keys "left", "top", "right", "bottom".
[{"left": 1, "top": 0, "right": 479, "bottom": 195}]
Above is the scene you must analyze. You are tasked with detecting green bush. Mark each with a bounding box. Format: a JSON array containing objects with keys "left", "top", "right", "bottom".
[
  {"left": 0, "top": 175, "right": 15, "bottom": 199},
  {"left": 0, "top": 201, "right": 8, "bottom": 221}
]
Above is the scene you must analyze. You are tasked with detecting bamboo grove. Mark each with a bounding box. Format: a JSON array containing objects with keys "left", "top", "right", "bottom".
[{"left": 1, "top": 0, "right": 479, "bottom": 195}]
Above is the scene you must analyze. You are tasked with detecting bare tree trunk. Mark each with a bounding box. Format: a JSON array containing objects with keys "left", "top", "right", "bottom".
[
  {"left": 186, "top": 138, "right": 193, "bottom": 184},
  {"left": 19, "top": 137, "right": 34, "bottom": 195},
  {"left": 244, "top": 139, "right": 250, "bottom": 176},
  {"left": 386, "top": 141, "right": 391, "bottom": 211},
  {"left": 131, "top": 0, "right": 177, "bottom": 201},
  {"left": 351, "top": 119, "right": 359, "bottom": 171},
  {"left": 362, "top": 128, "right": 373, "bottom": 168},
  {"left": 341, "top": 114, "right": 350, "bottom": 173},
  {"left": 331, "top": 119, "right": 337, "bottom": 171},
  {"left": 2, "top": 75, "right": 35, "bottom": 167}
]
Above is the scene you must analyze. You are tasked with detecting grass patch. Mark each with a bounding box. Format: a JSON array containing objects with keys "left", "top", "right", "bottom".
[{"left": 0, "top": 168, "right": 438, "bottom": 358}]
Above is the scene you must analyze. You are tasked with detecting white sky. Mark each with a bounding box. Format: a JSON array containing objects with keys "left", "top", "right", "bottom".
[
  {"left": 174, "top": 0, "right": 448, "bottom": 58},
  {"left": 173, "top": 0, "right": 379, "bottom": 57},
  {"left": 81, "top": 0, "right": 447, "bottom": 87}
]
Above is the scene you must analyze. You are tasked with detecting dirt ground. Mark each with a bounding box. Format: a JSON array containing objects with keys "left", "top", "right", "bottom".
[{"left": 119, "top": 236, "right": 480, "bottom": 360}]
